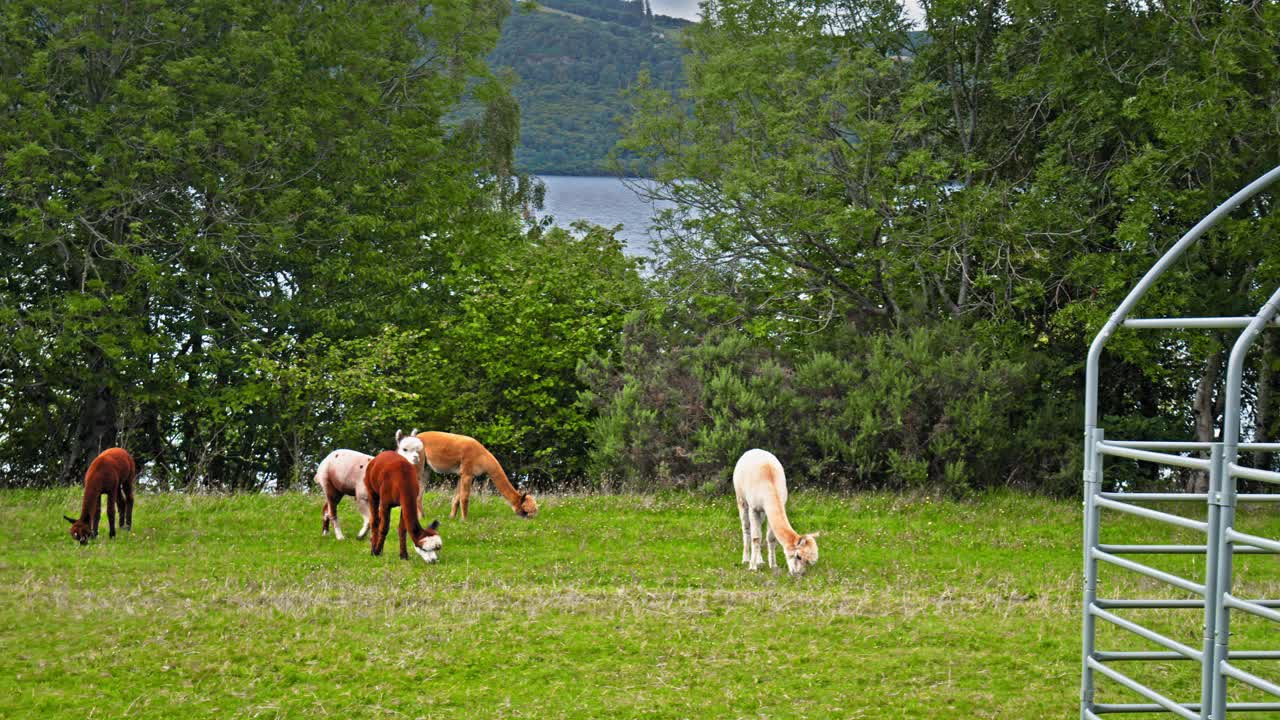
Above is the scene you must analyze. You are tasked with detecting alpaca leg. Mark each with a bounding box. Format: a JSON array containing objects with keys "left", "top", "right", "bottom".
[
  {"left": 737, "top": 499, "right": 752, "bottom": 565},
  {"left": 398, "top": 509, "right": 409, "bottom": 560},
  {"left": 91, "top": 496, "right": 101, "bottom": 538},
  {"left": 458, "top": 475, "right": 474, "bottom": 521},
  {"left": 765, "top": 526, "right": 777, "bottom": 569},
  {"left": 377, "top": 501, "right": 393, "bottom": 556},
  {"left": 355, "top": 488, "right": 372, "bottom": 540},
  {"left": 115, "top": 484, "right": 128, "bottom": 532},
  {"left": 327, "top": 490, "right": 345, "bottom": 540},
  {"left": 368, "top": 492, "right": 382, "bottom": 555},
  {"left": 121, "top": 481, "right": 134, "bottom": 530},
  {"left": 106, "top": 491, "right": 117, "bottom": 539},
  {"left": 747, "top": 509, "right": 764, "bottom": 571}
]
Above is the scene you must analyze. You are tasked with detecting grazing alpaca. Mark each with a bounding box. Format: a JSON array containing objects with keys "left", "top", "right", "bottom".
[
  {"left": 733, "top": 449, "right": 819, "bottom": 576},
  {"left": 364, "top": 450, "right": 442, "bottom": 563},
  {"left": 413, "top": 430, "right": 537, "bottom": 520},
  {"left": 313, "top": 449, "right": 375, "bottom": 541},
  {"left": 64, "top": 447, "right": 137, "bottom": 545}
]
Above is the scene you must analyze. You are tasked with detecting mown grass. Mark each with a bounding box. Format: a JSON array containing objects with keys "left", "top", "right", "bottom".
[{"left": 1, "top": 488, "right": 1277, "bottom": 719}]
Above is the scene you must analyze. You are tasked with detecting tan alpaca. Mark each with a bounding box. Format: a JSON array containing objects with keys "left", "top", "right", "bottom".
[
  {"left": 413, "top": 431, "right": 538, "bottom": 520},
  {"left": 733, "top": 449, "right": 819, "bottom": 576}
]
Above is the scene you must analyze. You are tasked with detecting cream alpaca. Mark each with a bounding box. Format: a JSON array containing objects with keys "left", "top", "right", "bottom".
[{"left": 733, "top": 449, "right": 819, "bottom": 575}]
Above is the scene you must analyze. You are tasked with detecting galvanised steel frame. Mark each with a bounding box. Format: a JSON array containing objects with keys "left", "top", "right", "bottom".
[{"left": 1081, "top": 165, "right": 1280, "bottom": 720}]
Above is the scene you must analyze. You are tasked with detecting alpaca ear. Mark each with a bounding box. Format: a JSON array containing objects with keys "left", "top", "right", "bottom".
[
  {"left": 411, "top": 428, "right": 419, "bottom": 436},
  {"left": 64, "top": 515, "right": 76, "bottom": 524},
  {"left": 428, "top": 519, "right": 439, "bottom": 530},
  {"left": 395, "top": 429, "right": 404, "bottom": 443},
  {"left": 809, "top": 532, "right": 821, "bottom": 539}
]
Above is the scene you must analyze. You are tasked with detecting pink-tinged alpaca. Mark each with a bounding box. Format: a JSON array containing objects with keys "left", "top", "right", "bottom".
[
  {"left": 313, "top": 449, "right": 374, "bottom": 541},
  {"left": 733, "top": 449, "right": 819, "bottom": 576},
  {"left": 365, "top": 450, "right": 442, "bottom": 563},
  {"left": 413, "top": 430, "right": 537, "bottom": 521},
  {"left": 64, "top": 447, "right": 137, "bottom": 544}
]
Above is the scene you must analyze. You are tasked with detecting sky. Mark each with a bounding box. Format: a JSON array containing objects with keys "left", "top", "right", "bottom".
[{"left": 648, "top": 0, "right": 925, "bottom": 25}]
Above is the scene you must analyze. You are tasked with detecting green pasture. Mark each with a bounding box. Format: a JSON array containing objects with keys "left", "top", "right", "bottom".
[{"left": 2, "top": 489, "right": 1278, "bottom": 719}]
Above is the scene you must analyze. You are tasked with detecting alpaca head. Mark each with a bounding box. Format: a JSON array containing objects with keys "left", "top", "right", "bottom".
[
  {"left": 784, "top": 533, "right": 820, "bottom": 576},
  {"left": 64, "top": 515, "right": 91, "bottom": 545},
  {"left": 414, "top": 519, "right": 442, "bottom": 563},
  {"left": 515, "top": 492, "right": 539, "bottom": 518},
  {"left": 395, "top": 429, "right": 424, "bottom": 467}
]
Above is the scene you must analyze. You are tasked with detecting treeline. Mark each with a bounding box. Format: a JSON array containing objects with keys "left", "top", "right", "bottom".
[
  {"left": 0, "top": 1, "right": 642, "bottom": 491},
  {"left": 590, "top": 0, "right": 1280, "bottom": 494},
  {"left": 489, "top": 0, "right": 688, "bottom": 175}
]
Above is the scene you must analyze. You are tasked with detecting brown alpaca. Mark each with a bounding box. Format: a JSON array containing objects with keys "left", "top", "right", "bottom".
[
  {"left": 414, "top": 431, "right": 538, "bottom": 521},
  {"left": 64, "top": 447, "right": 137, "bottom": 545},
  {"left": 364, "top": 450, "right": 442, "bottom": 563}
]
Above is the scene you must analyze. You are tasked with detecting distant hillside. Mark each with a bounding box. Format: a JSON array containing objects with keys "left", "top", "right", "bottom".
[{"left": 488, "top": 0, "right": 690, "bottom": 176}]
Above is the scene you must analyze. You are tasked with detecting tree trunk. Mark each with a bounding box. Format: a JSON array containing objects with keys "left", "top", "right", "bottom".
[
  {"left": 1255, "top": 332, "right": 1275, "bottom": 471},
  {"left": 1188, "top": 348, "right": 1223, "bottom": 492},
  {"left": 60, "top": 363, "right": 119, "bottom": 486}
]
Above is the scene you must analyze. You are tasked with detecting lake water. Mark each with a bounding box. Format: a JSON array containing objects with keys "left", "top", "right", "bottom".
[{"left": 535, "top": 175, "right": 671, "bottom": 257}]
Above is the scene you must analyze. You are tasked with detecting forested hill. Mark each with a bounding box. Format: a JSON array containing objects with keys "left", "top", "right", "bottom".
[{"left": 488, "top": 0, "right": 690, "bottom": 175}]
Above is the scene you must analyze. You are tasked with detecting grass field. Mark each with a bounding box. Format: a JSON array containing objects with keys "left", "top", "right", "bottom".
[{"left": 2, "top": 487, "right": 1278, "bottom": 719}]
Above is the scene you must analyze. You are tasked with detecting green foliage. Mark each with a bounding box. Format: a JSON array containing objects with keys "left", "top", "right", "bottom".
[
  {"left": 413, "top": 224, "right": 645, "bottom": 481},
  {"left": 583, "top": 319, "right": 1045, "bottom": 493}
]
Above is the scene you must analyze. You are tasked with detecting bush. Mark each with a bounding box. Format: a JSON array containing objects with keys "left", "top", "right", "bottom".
[{"left": 582, "top": 319, "right": 1059, "bottom": 494}]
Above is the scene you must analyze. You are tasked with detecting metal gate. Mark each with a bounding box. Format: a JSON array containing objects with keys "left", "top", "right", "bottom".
[{"left": 1081, "top": 166, "right": 1280, "bottom": 719}]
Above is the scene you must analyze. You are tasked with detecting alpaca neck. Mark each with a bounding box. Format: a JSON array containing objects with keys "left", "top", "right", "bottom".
[
  {"left": 401, "top": 486, "right": 429, "bottom": 540},
  {"left": 78, "top": 481, "right": 100, "bottom": 523},
  {"left": 485, "top": 456, "right": 522, "bottom": 508},
  {"left": 762, "top": 493, "right": 801, "bottom": 548}
]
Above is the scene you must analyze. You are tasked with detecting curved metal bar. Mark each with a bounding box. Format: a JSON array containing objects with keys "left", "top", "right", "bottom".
[
  {"left": 1085, "top": 165, "right": 1280, "bottom": 429},
  {"left": 1222, "top": 287, "right": 1280, "bottom": 448},
  {"left": 1124, "top": 317, "right": 1280, "bottom": 329}
]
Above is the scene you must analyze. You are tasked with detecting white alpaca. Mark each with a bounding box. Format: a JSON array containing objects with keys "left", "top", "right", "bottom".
[
  {"left": 733, "top": 449, "right": 820, "bottom": 575},
  {"left": 395, "top": 429, "right": 424, "bottom": 467}
]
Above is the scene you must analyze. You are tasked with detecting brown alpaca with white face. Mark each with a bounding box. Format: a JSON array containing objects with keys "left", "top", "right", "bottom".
[
  {"left": 364, "top": 449, "right": 442, "bottom": 563},
  {"left": 412, "top": 431, "right": 537, "bottom": 521},
  {"left": 65, "top": 447, "right": 137, "bottom": 545},
  {"left": 733, "top": 449, "right": 819, "bottom": 576}
]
